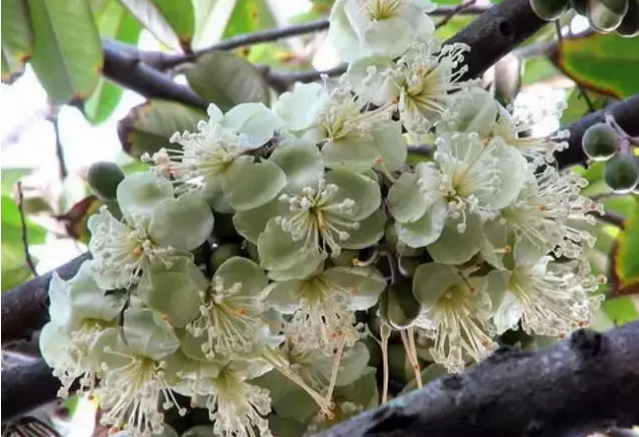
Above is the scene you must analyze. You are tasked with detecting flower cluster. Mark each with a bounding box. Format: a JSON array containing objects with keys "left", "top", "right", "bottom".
[{"left": 41, "top": 1, "right": 605, "bottom": 436}]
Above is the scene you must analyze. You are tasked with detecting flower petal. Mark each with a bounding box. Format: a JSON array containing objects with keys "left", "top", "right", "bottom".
[
  {"left": 371, "top": 122, "right": 407, "bottom": 172},
  {"left": 48, "top": 272, "right": 72, "bottom": 327},
  {"left": 116, "top": 171, "right": 174, "bottom": 222},
  {"left": 326, "top": 169, "right": 381, "bottom": 221},
  {"left": 412, "top": 262, "right": 461, "bottom": 308},
  {"left": 388, "top": 172, "right": 428, "bottom": 223},
  {"left": 263, "top": 280, "right": 302, "bottom": 313},
  {"left": 347, "top": 56, "right": 397, "bottom": 105},
  {"left": 222, "top": 102, "right": 282, "bottom": 147},
  {"left": 257, "top": 220, "right": 303, "bottom": 270},
  {"left": 363, "top": 17, "right": 416, "bottom": 59},
  {"left": 321, "top": 138, "right": 379, "bottom": 172},
  {"left": 223, "top": 159, "right": 287, "bottom": 211},
  {"left": 39, "top": 322, "right": 71, "bottom": 367},
  {"left": 233, "top": 199, "right": 284, "bottom": 244},
  {"left": 323, "top": 267, "right": 386, "bottom": 310},
  {"left": 268, "top": 138, "right": 324, "bottom": 193},
  {"left": 396, "top": 200, "right": 447, "bottom": 248},
  {"left": 213, "top": 256, "right": 268, "bottom": 298},
  {"left": 341, "top": 208, "right": 386, "bottom": 249},
  {"left": 427, "top": 215, "right": 482, "bottom": 265},
  {"left": 149, "top": 194, "right": 214, "bottom": 250},
  {"left": 267, "top": 252, "right": 325, "bottom": 281},
  {"left": 273, "top": 82, "right": 327, "bottom": 134},
  {"left": 326, "top": 0, "right": 361, "bottom": 62},
  {"left": 122, "top": 307, "right": 180, "bottom": 360}
]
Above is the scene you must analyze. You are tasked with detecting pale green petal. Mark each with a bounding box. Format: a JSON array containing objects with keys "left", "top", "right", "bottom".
[
  {"left": 148, "top": 194, "right": 214, "bottom": 250},
  {"left": 48, "top": 272, "right": 71, "bottom": 327},
  {"left": 263, "top": 280, "right": 302, "bottom": 313},
  {"left": 177, "top": 328, "right": 210, "bottom": 362},
  {"left": 273, "top": 82, "right": 327, "bottom": 134},
  {"left": 233, "top": 199, "right": 284, "bottom": 244},
  {"left": 439, "top": 87, "right": 498, "bottom": 136},
  {"left": 482, "top": 142, "right": 529, "bottom": 209},
  {"left": 258, "top": 220, "right": 304, "bottom": 270},
  {"left": 396, "top": 200, "right": 447, "bottom": 248},
  {"left": 321, "top": 138, "right": 379, "bottom": 172},
  {"left": 404, "top": 3, "right": 436, "bottom": 39},
  {"left": 494, "top": 291, "right": 523, "bottom": 335},
  {"left": 478, "top": 219, "right": 509, "bottom": 270},
  {"left": 222, "top": 102, "right": 282, "bottom": 147},
  {"left": 346, "top": 56, "right": 397, "bottom": 105},
  {"left": 334, "top": 342, "right": 371, "bottom": 386},
  {"left": 116, "top": 171, "right": 174, "bottom": 221},
  {"left": 427, "top": 215, "right": 482, "bottom": 265},
  {"left": 363, "top": 17, "right": 415, "bottom": 59},
  {"left": 39, "top": 322, "right": 71, "bottom": 367},
  {"left": 223, "top": 159, "right": 286, "bottom": 211},
  {"left": 68, "top": 261, "right": 127, "bottom": 324},
  {"left": 206, "top": 103, "right": 223, "bottom": 124},
  {"left": 326, "top": 0, "right": 361, "bottom": 62},
  {"left": 323, "top": 266, "right": 386, "bottom": 310},
  {"left": 326, "top": 169, "right": 381, "bottom": 221},
  {"left": 213, "top": 256, "right": 268, "bottom": 298},
  {"left": 267, "top": 252, "right": 325, "bottom": 281},
  {"left": 268, "top": 139, "right": 324, "bottom": 193},
  {"left": 137, "top": 258, "right": 207, "bottom": 328},
  {"left": 412, "top": 262, "right": 460, "bottom": 308},
  {"left": 341, "top": 208, "right": 386, "bottom": 249},
  {"left": 371, "top": 122, "right": 407, "bottom": 172},
  {"left": 514, "top": 239, "right": 547, "bottom": 268},
  {"left": 485, "top": 270, "right": 511, "bottom": 311},
  {"left": 122, "top": 307, "right": 180, "bottom": 360},
  {"left": 388, "top": 173, "right": 428, "bottom": 223}
]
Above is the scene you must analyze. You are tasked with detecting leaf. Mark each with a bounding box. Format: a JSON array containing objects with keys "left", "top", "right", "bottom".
[
  {"left": 27, "top": 0, "right": 104, "bottom": 104},
  {"left": 85, "top": 1, "right": 142, "bottom": 124},
  {"left": 222, "top": 0, "right": 277, "bottom": 40},
  {"left": 1, "top": 0, "right": 34, "bottom": 83},
  {"left": 551, "top": 32, "right": 639, "bottom": 99},
  {"left": 117, "top": 99, "right": 207, "bottom": 158},
  {"left": 611, "top": 198, "right": 639, "bottom": 292},
  {"left": 118, "top": 0, "right": 194, "bottom": 51},
  {"left": 185, "top": 51, "right": 270, "bottom": 110},
  {"left": 56, "top": 195, "right": 102, "bottom": 242},
  {"left": 559, "top": 87, "right": 608, "bottom": 125},
  {"left": 521, "top": 58, "right": 559, "bottom": 86},
  {"left": 192, "top": 0, "right": 238, "bottom": 49},
  {"left": 602, "top": 295, "right": 639, "bottom": 325},
  {"left": 1, "top": 194, "right": 47, "bottom": 291}
]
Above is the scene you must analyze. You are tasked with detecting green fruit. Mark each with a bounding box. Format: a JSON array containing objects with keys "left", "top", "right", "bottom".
[
  {"left": 570, "top": 0, "right": 589, "bottom": 15},
  {"left": 603, "top": 154, "right": 639, "bottom": 193},
  {"left": 617, "top": 0, "right": 639, "bottom": 36},
  {"left": 530, "top": 0, "right": 570, "bottom": 20},
  {"left": 378, "top": 281, "right": 421, "bottom": 330},
  {"left": 87, "top": 161, "right": 125, "bottom": 200},
  {"left": 582, "top": 123, "right": 620, "bottom": 161},
  {"left": 588, "top": 0, "right": 628, "bottom": 31}
]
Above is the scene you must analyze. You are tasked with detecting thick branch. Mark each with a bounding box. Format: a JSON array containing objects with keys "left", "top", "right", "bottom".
[
  {"left": 556, "top": 94, "right": 639, "bottom": 168},
  {"left": 318, "top": 322, "right": 639, "bottom": 437},
  {"left": 1, "top": 360, "right": 61, "bottom": 422},
  {"left": 0, "top": 253, "right": 90, "bottom": 346},
  {"left": 101, "top": 39, "right": 208, "bottom": 110}
]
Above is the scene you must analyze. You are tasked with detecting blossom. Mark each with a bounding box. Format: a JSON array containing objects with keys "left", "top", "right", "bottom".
[
  {"left": 144, "top": 103, "right": 286, "bottom": 211},
  {"left": 326, "top": 0, "right": 437, "bottom": 61},
  {"left": 273, "top": 81, "right": 406, "bottom": 172},
  {"left": 264, "top": 266, "right": 386, "bottom": 354},
  {"left": 388, "top": 132, "right": 528, "bottom": 251},
  {"left": 87, "top": 172, "right": 214, "bottom": 290},
  {"left": 412, "top": 262, "right": 496, "bottom": 372},
  {"left": 186, "top": 257, "right": 270, "bottom": 359},
  {"left": 488, "top": 250, "right": 604, "bottom": 337}
]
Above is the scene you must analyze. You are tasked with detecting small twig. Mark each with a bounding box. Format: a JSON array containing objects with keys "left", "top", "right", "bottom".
[
  {"left": 436, "top": 0, "right": 479, "bottom": 29},
  {"left": 597, "top": 211, "right": 625, "bottom": 229},
  {"left": 46, "top": 105, "right": 67, "bottom": 180},
  {"left": 265, "top": 65, "right": 347, "bottom": 93},
  {"left": 16, "top": 182, "right": 38, "bottom": 277},
  {"left": 407, "top": 145, "right": 434, "bottom": 158}
]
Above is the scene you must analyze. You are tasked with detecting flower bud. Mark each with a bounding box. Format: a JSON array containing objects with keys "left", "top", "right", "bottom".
[
  {"left": 588, "top": 0, "right": 628, "bottom": 31},
  {"left": 530, "top": 0, "right": 569, "bottom": 20},
  {"left": 582, "top": 123, "right": 619, "bottom": 161},
  {"left": 378, "top": 281, "right": 421, "bottom": 330},
  {"left": 603, "top": 154, "right": 639, "bottom": 193},
  {"left": 617, "top": 0, "right": 639, "bottom": 36},
  {"left": 87, "top": 161, "right": 125, "bottom": 200},
  {"left": 570, "top": 0, "right": 589, "bottom": 15}
]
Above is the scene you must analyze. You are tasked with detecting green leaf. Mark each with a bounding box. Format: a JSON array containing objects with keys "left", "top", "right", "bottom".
[
  {"left": 1, "top": 0, "right": 34, "bottom": 83},
  {"left": 551, "top": 32, "right": 639, "bottom": 99},
  {"left": 612, "top": 198, "right": 639, "bottom": 290},
  {"left": 185, "top": 51, "right": 270, "bottom": 111},
  {"left": 84, "top": 2, "right": 142, "bottom": 124},
  {"left": 223, "top": 0, "right": 277, "bottom": 40},
  {"left": 521, "top": 57, "right": 559, "bottom": 86},
  {"left": 118, "top": 99, "right": 206, "bottom": 158},
  {"left": 27, "top": 0, "right": 103, "bottom": 104},
  {"left": 559, "top": 87, "right": 608, "bottom": 125},
  {"left": 1, "top": 168, "right": 32, "bottom": 194},
  {"left": 118, "top": 0, "right": 194, "bottom": 51},
  {"left": 602, "top": 296, "right": 639, "bottom": 325}
]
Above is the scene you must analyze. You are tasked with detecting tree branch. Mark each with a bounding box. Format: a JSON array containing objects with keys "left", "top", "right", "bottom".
[
  {"left": 318, "top": 322, "right": 639, "bottom": 437},
  {"left": 0, "top": 253, "right": 90, "bottom": 346},
  {"left": 101, "top": 39, "right": 208, "bottom": 111},
  {"left": 556, "top": 94, "right": 639, "bottom": 169},
  {"left": 16, "top": 182, "right": 38, "bottom": 276}
]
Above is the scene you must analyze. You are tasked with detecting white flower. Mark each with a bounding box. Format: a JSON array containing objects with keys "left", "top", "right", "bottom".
[
  {"left": 412, "top": 263, "right": 496, "bottom": 372},
  {"left": 500, "top": 166, "right": 602, "bottom": 258},
  {"left": 491, "top": 99, "right": 569, "bottom": 167},
  {"left": 489, "top": 252, "right": 604, "bottom": 337},
  {"left": 326, "top": 0, "right": 437, "bottom": 61},
  {"left": 395, "top": 42, "right": 472, "bottom": 133},
  {"left": 186, "top": 257, "right": 270, "bottom": 360}
]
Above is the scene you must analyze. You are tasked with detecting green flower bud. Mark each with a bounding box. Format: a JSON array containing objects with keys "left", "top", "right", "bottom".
[
  {"left": 87, "top": 161, "right": 125, "bottom": 200},
  {"left": 588, "top": 0, "right": 628, "bottom": 31},
  {"left": 617, "top": 0, "right": 639, "bottom": 36},
  {"left": 378, "top": 281, "right": 421, "bottom": 330},
  {"left": 530, "top": 0, "right": 569, "bottom": 20},
  {"left": 603, "top": 154, "right": 639, "bottom": 193},
  {"left": 210, "top": 244, "right": 241, "bottom": 271},
  {"left": 582, "top": 123, "right": 620, "bottom": 161},
  {"left": 570, "top": 0, "right": 589, "bottom": 15}
]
